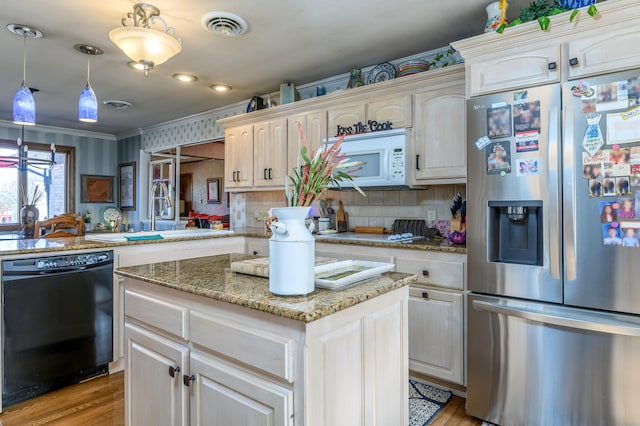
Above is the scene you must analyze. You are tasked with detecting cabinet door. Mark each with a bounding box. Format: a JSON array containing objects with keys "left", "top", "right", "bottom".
[
  {"left": 125, "top": 323, "right": 189, "bottom": 426},
  {"left": 413, "top": 86, "right": 466, "bottom": 182},
  {"left": 225, "top": 125, "right": 253, "bottom": 190},
  {"left": 253, "top": 122, "right": 270, "bottom": 188},
  {"left": 245, "top": 237, "right": 269, "bottom": 256},
  {"left": 408, "top": 287, "right": 463, "bottom": 384},
  {"left": 468, "top": 46, "right": 560, "bottom": 96},
  {"left": 327, "top": 104, "right": 366, "bottom": 137},
  {"left": 190, "top": 351, "right": 293, "bottom": 426},
  {"left": 287, "top": 112, "right": 327, "bottom": 178},
  {"left": 366, "top": 94, "right": 412, "bottom": 129},
  {"left": 267, "top": 118, "right": 288, "bottom": 187},
  {"left": 567, "top": 28, "right": 640, "bottom": 79}
]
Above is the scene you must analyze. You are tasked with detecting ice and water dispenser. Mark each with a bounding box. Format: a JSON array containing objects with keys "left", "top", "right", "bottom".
[{"left": 488, "top": 201, "right": 543, "bottom": 266}]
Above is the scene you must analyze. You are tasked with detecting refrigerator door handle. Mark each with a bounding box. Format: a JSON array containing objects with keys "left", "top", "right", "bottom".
[
  {"left": 562, "top": 95, "right": 578, "bottom": 282},
  {"left": 473, "top": 300, "right": 640, "bottom": 337},
  {"left": 547, "top": 105, "right": 561, "bottom": 280}
]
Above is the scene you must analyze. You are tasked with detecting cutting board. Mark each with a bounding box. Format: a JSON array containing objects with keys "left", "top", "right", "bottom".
[
  {"left": 230, "top": 256, "right": 338, "bottom": 278},
  {"left": 354, "top": 226, "right": 386, "bottom": 234}
]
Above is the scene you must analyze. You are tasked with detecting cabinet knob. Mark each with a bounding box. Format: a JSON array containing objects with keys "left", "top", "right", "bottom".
[
  {"left": 416, "top": 154, "right": 420, "bottom": 171},
  {"left": 548, "top": 62, "right": 557, "bottom": 70},
  {"left": 183, "top": 374, "right": 195, "bottom": 387},
  {"left": 169, "top": 365, "right": 180, "bottom": 378},
  {"left": 253, "top": 250, "right": 259, "bottom": 255},
  {"left": 422, "top": 270, "right": 430, "bottom": 277},
  {"left": 422, "top": 292, "right": 430, "bottom": 299},
  {"left": 569, "top": 57, "right": 579, "bottom": 67}
]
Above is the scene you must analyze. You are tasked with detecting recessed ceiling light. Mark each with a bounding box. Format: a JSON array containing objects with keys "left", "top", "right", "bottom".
[
  {"left": 127, "top": 61, "right": 149, "bottom": 71},
  {"left": 211, "top": 84, "right": 231, "bottom": 93},
  {"left": 173, "top": 73, "right": 198, "bottom": 83}
]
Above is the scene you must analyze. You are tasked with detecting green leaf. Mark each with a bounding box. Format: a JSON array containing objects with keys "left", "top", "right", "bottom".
[
  {"left": 549, "top": 7, "right": 564, "bottom": 15},
  {"left": 587, "top": 4, "right": 598, "bottom": 17},
  {"left": 570, "top": 9, "right": 579, "bottom": 22},
  {"left": 538, "top": 15, "right": 550, "bottom": 31},
  {"left": 507, "top": 18, "right": 522, "bottom": 27},
  {"left": 496, "top": 23, "right": 507, "bottom": 34}
]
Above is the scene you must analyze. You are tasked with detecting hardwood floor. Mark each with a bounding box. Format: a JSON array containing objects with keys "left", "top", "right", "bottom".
[
  {"left": 0, "top": 372, "right": 481, "bottom": 425},
  {"left": 0, "top": 372, "right": 124, "bottom": 426}
]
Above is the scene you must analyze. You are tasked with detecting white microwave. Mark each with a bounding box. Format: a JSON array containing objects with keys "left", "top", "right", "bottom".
[{"left": 329, "top": 128, "right": 411, "bottom": 189}]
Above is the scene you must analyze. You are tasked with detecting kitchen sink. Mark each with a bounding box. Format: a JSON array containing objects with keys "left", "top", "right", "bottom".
[{"left": 84, "top": 229, "right": 234, "bottom": 243}]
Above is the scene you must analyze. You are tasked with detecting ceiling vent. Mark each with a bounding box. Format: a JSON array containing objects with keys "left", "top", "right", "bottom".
[
  {"left": 201, "top": 12, "right": 249, "bottom": 36},
  {"left": 103, "top": 100, "right": 132, "bottom": 110}
]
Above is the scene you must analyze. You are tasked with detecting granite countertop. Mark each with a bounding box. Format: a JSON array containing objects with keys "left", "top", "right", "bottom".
[{"left": 115, "top": 253, "right": 417, "bottom": 323}]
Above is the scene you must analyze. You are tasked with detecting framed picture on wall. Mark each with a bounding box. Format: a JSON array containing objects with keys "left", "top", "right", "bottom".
[
  {"left": 207, "top": 178, "right": 220, "bottom": 204},
  {"left": 81, "top": 174, "right": 114, "bottom": 203},
  {"left": 119, "top": 162, "right": 136, "bottom": 210}
]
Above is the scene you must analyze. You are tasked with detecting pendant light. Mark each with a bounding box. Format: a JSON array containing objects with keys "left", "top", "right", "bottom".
[
  {"left": 7, "top": 24, "right": 43, "bottom": 126},
  {"left": 75, "top": 44, "right": 103, "bottom": 123}
]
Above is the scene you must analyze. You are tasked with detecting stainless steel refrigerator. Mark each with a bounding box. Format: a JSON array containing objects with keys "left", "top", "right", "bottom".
[{"left": 467, "top": 69, "right": 640, "bottom": 425}]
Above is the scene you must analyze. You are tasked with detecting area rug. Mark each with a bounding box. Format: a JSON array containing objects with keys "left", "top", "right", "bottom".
[{"left": 409, "top": 379, "right": 452, "bottom": 425}]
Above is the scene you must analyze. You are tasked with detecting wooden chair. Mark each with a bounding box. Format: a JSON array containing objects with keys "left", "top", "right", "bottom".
[{"left": 34, "top": 213, "right": 84, "bottom": 238}]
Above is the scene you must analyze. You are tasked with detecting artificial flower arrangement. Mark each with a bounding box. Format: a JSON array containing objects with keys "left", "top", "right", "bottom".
[
  {"left": 20, "top": 184, "right": 44, "bottom": 206},
  {"left": 285, "top": 122, "right": 365, "bottom": 207}
]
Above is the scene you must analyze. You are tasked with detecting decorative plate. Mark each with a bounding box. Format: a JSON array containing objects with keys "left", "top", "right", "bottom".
[
  {"left": 100, "top": 206, "right": 122, "bottom": 226},
  {"left": 367, "top": 62, "right": 396, "bottom": 84}
]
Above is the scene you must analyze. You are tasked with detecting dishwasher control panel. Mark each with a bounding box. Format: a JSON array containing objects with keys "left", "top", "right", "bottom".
[{"left": 3, "top": 251, "right": 113, "bottom": 274}]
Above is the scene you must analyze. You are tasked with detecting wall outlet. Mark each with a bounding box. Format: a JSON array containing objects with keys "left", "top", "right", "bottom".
[{"left": 427, "top": 210, "right": 437, "bottom": 222}]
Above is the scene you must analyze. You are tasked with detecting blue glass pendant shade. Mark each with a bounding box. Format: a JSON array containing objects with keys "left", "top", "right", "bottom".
[
  {"left": 78, "top": 82, "right": 97, "bottom": 123},
  {"left": 13, "top": 82, "right": 36, "bottom": 125}
]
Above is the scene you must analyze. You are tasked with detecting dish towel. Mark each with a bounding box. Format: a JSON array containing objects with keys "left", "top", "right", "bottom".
[{"left": 124, "top": 234, "right": 164, "bottom": 241}]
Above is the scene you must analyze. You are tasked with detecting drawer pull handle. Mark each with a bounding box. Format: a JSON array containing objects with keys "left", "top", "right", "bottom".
[
  {"left": 548, "top": 61, "right": 557, "bottom": 70},
  {"left": 183, "top": 374, "right": 195, "bottom": 386},
  {"left": 416, "top": 154, "right": 420, "bottom": 171},
  {"left": 263, "top": 168, "right": 267, "bottom": 180},
  {"left": 422, "top": 292, "right": 430, "bottom": 299},
  {"left": 169, "top": 365, "right": 180, "bottom": 378},
  {"left": 422, "top": 270, "right": 430, "bottom": 277},
  {"left": 268, "top": 168, "right": 272, "bottom": 180},
  {"left": 569, "top": 57, "right": 579, "bottom": 67}
]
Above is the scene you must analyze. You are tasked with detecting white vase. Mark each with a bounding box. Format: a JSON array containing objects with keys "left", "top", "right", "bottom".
[
  {"left": 484, "top": 1, "right": 507, "bottom": 33},
  {"left": 269, "top": 206, "right": 315, "bottom": 296}
]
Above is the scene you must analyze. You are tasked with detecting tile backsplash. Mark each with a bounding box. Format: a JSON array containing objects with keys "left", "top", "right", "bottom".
[{"left": 231, "top": 185, "right": 466, "bottom": 231}]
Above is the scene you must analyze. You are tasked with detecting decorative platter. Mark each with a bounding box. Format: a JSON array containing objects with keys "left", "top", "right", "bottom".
[
  {"left": 100, "top": 206, "right": 122, "bottom": 226},
  {"left": 314, "top": 260, "right": 394, "bottom": 290},
  {"left": 367, "top": 62, "right": 396, "bottom": 84}
]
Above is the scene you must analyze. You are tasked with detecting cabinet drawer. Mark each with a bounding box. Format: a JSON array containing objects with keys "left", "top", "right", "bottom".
[
  {"left": 395, "top": 257, "right": 464, "bottom": 290},
  {"left": 190, "top": 310, "right": 295, "bottom": 382},
  {"left": 124, "top": 289, "right": 189, "bottom": 341}
]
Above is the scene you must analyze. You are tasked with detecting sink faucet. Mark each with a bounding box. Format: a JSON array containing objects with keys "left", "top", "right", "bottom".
[{"left": 149, "top": 181, "right": 172, "bottom": 231}]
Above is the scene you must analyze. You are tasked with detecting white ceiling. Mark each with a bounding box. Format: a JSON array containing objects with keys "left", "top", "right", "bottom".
[{"left": 1, "top": 0, "right": 529, "bottom": 136}]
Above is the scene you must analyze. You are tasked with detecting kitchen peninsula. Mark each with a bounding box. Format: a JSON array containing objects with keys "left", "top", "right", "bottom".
[{"left": 115, "top": 253, "right": 417, "bottom": 426}]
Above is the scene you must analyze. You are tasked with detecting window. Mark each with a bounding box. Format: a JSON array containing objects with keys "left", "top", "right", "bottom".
[{"left": 0, "top": 139, "right": 75, "bottom": 230}]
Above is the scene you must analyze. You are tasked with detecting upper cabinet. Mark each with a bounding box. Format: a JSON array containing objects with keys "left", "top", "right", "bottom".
[
  {"left": 327, "top": 95, "right": 412, "bottom": 137},
  {"left": 327, "top": 104, "right": 366, "bottom": 137},
  {"left": 453, "top": 0, "right": 640, "bottom": 96},
  {"left": 253, "top": 118, "right": 288, "bottom": 188},
  {"left": 287, "top": 111, "right": 327, "bottom": 178},
  {"left": 224, "top": 125, "right": 253, "bottom": 190},
  {"left": 466, "top": 46, "right": 560, "bottom": 96}
]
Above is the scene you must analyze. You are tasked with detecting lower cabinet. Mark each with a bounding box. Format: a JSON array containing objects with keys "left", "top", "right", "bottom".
[{"left": 408, "top": 287, "right": 463, "bottom": 384}]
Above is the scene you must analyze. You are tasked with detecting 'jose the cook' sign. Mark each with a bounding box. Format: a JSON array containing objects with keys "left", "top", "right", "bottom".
[{"left": 336, "top": 120, "right": 393, "bottom": 136}]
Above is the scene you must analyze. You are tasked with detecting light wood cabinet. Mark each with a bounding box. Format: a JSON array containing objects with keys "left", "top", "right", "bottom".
[
  {"left": 366, "top": 94, "right": 412, "bottom": 129},
  {"left": 224, "top": 125, "right": 253, "bottom": 190},
  {"left": 408, "top": 287, "right": 463, "bottom": 384},
  {"left": 327, "top": 103, "right": 366, "bottom": 137},
  {"left": 413, "top": 85, "right": 466, "bottom": 183},
  {"left": 287, "top": 111, "right": 327, "bottom": 178},
  {"left": 253, "top": 118, "right": 288, "bottom": 188},
  {"left": 125, "top": 322, "right": 189, "bottom": 426},
  {"left": 567, "top": 27, "right": 640, "bottom": 79},
  {"left": 123, "top": 271, "right": 408, "bottom": 426},
  {"left": 467, "top": 46, "right": 560, "bottom": 96}
]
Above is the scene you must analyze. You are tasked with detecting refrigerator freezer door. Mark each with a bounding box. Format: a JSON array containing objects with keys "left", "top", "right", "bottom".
[
  {"left": 467, "top": 85, "right": 563, "bottom": 302},
  {"left": 467, "top": 293, "right": 640, "bottom": 425},
  {"left": 563, "top": 70, "right": 640, "bottom": 315}
]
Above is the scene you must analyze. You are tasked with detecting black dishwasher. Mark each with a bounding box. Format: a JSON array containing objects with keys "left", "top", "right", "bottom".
[{"left": 2, "top": 251, "right": 113, "bottom": 407}]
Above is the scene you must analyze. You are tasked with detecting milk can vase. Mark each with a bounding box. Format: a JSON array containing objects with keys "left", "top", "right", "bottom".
[{"left": 269, "top": 206, "right": 315, "bottom": 296}]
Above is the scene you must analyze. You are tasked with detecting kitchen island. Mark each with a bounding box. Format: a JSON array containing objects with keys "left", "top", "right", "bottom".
[{"left": 116, "top": 253, "right": 417, "bottom": 426}]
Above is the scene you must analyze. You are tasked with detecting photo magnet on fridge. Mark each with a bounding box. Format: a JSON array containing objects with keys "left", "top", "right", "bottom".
[
  {"left": 589, "top": 178, "right": 603, "bottom": 197},
  {"left": 513, "top": 101, "right": 541, "bottom": 134},
  {"left": 599, "top": 201, "right": 618, "bottom": 222},
  {"left": 618, "top": 198, "right": 635, "bottom": 219},
  {"left": 602, "top": 223, "right": 622, "bottom": 246},
  {"left": 487, "top": 105, "right": 512, "bottom": 139},
  {"left": 486, "top": 142, "right": 511, "bottom": 174}
]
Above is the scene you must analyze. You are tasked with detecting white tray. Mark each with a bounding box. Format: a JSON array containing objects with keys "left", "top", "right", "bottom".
[{"left": 314, "top": 260, "right": 394, "bottom": 290}]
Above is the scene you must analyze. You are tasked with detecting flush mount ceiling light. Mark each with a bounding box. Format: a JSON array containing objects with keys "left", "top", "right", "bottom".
[
  {"left": 7, "top": 24, "right": 43, "bottom": 126},
  {"left": 201, "top": 12, "right": 249, "bottom": 36},
  {"left": 109, "top": 3, "right": 183, "bottom": 77},
  {"left": 173, "top": 73, "right": 197, "bottom": 83},
  {"left": 74, "top": 44, "right": 103, "bottom": 123},
  {"left": 211, "top": 84, "right": 232, "bottom": 93}
]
